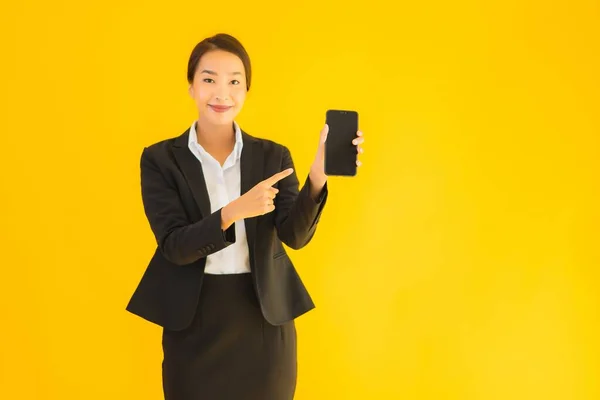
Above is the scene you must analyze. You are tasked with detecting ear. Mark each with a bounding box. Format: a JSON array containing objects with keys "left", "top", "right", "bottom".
[{"left": 188, "top": 85, "right": 193, "bottom": 98}]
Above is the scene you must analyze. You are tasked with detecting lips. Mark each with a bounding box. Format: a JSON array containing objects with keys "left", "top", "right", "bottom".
[{"left": 209, "top": 105, "right": 233, "bottom": 113}]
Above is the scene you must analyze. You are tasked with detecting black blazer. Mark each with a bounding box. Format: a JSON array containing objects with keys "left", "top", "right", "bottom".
[{"left": 126, "top": 127, "right": 328, "bottom": 331}]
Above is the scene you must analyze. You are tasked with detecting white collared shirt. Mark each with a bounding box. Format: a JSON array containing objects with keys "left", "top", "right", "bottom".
[{"left": 188, "top": 120, "right": 251, "bottom": 274}]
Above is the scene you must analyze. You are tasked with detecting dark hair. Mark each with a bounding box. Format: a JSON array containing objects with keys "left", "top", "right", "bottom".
[{"left": 187, "top": 33, "right": 252, "bottom": 91}]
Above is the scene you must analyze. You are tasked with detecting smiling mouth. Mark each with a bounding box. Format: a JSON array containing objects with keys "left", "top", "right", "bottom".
[{"left": 208, "top": 105, "right": 233, "bottom": 111}]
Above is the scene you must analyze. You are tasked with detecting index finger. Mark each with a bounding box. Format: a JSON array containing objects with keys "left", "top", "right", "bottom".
[{"left": 263, "top": 168, "right": 294, "bottom": 186}]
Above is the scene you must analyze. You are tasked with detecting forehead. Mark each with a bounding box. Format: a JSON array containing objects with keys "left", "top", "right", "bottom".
[{"left": 197, "top": 50, "right": 245, "bottom": 74}]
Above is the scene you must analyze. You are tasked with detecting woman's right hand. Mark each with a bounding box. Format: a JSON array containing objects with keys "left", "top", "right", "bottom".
[{"left": 221, "top": 168, "right": 294, "bottom": 230}]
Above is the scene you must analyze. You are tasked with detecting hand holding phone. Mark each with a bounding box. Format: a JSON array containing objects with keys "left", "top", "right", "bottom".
[{"left": 324, "top": 109, "right": 360, "bottom": 176}]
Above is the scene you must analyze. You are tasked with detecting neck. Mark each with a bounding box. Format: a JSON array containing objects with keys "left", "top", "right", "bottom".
[{"left": 195, "top": 118, "right": 236, "bottom": 150}]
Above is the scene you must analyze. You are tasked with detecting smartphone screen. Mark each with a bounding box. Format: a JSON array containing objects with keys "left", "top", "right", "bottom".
[{"left": 325, "top": 109, "right": 358, "bottom": 176}]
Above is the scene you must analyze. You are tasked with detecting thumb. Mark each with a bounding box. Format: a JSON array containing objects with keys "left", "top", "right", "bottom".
[{"left": 320, "top": 124, "right": 329, "bottom": 144}]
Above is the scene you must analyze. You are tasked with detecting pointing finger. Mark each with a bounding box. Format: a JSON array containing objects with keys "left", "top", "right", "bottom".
[{"left": 263, "top": 168, "right": 294, "bottom": 186}]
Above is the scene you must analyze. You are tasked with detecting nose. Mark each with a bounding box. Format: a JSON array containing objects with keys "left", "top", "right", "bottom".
[{"left": 215, "top": 87, "right": 230, "bottom": 103}]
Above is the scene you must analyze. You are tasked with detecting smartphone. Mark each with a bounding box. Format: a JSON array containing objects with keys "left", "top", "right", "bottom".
[{"left": 324, "top": 109, "right": 359, "bottom": 176}]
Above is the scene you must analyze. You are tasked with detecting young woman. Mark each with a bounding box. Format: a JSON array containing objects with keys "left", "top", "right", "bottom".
[{"left": 126, "top": 33, "right": 365, "bottom": 400}]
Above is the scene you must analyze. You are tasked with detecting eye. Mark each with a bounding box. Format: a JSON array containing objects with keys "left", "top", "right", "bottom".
[
  {"left": 231, "top": 80, "right": 240, "bottom": 85},
  {"left": 203, "top": 78, "right": 215, "bottom": 83}
]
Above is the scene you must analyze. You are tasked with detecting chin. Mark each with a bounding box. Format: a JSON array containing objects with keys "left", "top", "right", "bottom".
[
  {"left": 208, "top": 110, "right": 238, "bottom": 124},
  {"left": 206, "top": 115, "right": 235, "bottom": 126}
]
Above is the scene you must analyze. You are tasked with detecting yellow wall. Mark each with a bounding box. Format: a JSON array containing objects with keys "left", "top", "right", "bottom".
[{"left": 1, "top": 0, "right": 599, "bottom": 399}]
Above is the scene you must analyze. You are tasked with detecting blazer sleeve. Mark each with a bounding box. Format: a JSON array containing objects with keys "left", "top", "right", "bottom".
[
  {"left": 140, "top": 147, "right": 236, "bottom": 266},
  {"left": 274, "top": 145, "right": 328, "bottom": 249}
]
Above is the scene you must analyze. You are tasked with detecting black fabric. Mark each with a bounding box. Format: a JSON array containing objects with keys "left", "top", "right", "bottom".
[
  {"left": 126, "top": 127, "right": 328, "bottom": 331},
  {"left": 161, "top": 273, "right": 297, "bottom": 400}
]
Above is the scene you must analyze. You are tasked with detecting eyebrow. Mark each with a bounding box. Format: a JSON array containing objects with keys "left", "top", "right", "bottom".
[{"left": 200, "top": 69, "right": 242, "bottom": 76}]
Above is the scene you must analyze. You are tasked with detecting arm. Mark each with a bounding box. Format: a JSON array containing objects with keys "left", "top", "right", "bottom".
[
  {"left": 274, "top": 146, "right": 328, "bottom": 249},
  {"left": 140, "top": 147, "right": 235, "bottom": 265}
]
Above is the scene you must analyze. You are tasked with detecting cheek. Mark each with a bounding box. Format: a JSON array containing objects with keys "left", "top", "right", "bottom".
[
  {"left": 199, "top": 91, "right": 212, "bottom": 104},
  {"left": 233, "top": 90, "right": 247, "bottom": 107},
  {"left": 192, "top": 85, "right": 211, "bottom": 104}
]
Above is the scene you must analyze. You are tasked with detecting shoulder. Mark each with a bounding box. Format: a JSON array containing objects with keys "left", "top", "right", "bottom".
[
  {"left": 256, "top": 136, "right": 289, "bottom": 153},
  {"left": 139, "top": 125, "right": 294, "bottom": 163},
  {"left": 243, "top": 130, "right": 292, "bottom": 158},
  {"left": 141, "top": 127, "right": 190, "bottom": 162},
  {"left": 246, "top": 132, "right": 297, "bottom": 169}
]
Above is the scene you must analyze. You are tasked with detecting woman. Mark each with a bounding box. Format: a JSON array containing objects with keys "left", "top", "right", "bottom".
[{"left": 126, "top": 33, "right": 365, "bottom": 400}]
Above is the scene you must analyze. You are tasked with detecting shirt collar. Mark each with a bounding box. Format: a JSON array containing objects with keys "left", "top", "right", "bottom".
[{"left": 188, "top": 120, "right": 244, "bottom": 162}]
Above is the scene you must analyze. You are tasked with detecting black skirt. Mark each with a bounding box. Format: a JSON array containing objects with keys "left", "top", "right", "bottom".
[{"left": 161, "top": 272, "right": 297, "bottom": 400}]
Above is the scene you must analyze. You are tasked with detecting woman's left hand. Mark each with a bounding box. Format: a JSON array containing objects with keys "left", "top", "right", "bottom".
[
  {"left": 353, "top": 129, "right": 365, "bottom": 168},
  {"left": 310, "top": 124, "right": 365, "bottom": 178}
]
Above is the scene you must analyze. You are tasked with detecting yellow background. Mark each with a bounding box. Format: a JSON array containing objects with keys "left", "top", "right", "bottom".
[{"left": 1, "top": 0, "right": 599, "bottom": 399}]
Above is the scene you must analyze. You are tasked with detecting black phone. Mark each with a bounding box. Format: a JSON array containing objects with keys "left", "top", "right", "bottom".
[{"left": 324, "top": 109, "right": 359, "bottom": 176}]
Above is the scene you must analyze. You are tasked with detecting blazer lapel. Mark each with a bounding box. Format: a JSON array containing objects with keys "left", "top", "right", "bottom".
[
  {"left": 171, "top": 127, "right": 264, "bottom": 269},
  {"left": 172, "top": 128, "right": 212, "bottom": 218},
  {"left": 240, "top": 130, "right": 263, "bottom": 268}
]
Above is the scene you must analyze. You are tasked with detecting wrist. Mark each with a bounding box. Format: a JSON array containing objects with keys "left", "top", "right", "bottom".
[
  {"left": 308, "top": 167, "right": 327, "bottom": 201},
  {"left": 221, "top": 203, "right": 237, "bottom": 230},
  {"left": 309, "top": 165, "right": 327, "bottom": 185}
]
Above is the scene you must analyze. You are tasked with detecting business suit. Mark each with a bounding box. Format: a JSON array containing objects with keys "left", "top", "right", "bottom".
[{"left": 126, "top": 125, "right": 328, "bottom": 399}]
